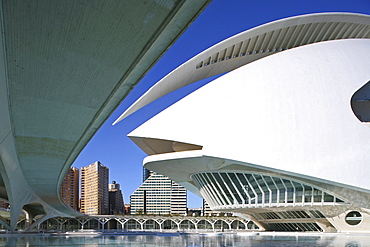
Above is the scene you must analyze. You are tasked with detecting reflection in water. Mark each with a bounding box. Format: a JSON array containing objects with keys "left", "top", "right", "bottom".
[{"left": 0, "top": 233, "right": 368, "bottom": 246}]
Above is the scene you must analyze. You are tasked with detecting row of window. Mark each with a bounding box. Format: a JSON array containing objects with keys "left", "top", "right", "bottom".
[
  {"left": 258, "top": 210, "right": 325, "bottom": 220},
  {"left": 266, "top": 222, "right": 322, "bottom": 232},
  {"left": 192, "top": 172, "right": 347, "bottom": 209}
]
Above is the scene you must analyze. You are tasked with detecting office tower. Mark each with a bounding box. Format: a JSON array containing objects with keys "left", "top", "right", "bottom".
[
  {"left": 143, "top": 168, "right": 154, "bottom": 182},
  {"left": 171, "top": 181, "right": 187, "bottom": 215},
  {"left": 124, "top": 204, "right": 131, "bottom": 215},
  {"left": 61, "top": 167, "right": 79, "bottom": 210},
  {"left": 202, "top": 199, "right": 220, "bottom": 216},
  {"left": 130, "top": 172, "right": 187, "bottom": 215},
  {"left": 80, "top": 161, "right": 109, "bottom": 215},
  {"left": 108, "top": 181, "right": 124, "bottom": 215},
  {"left": 0, "top": 200, "right": 9, "bottom": 210}
]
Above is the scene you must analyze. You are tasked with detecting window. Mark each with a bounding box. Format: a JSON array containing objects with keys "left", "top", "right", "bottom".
[{"left": 345, "top": 211, "right": 362, "bottom": 226}]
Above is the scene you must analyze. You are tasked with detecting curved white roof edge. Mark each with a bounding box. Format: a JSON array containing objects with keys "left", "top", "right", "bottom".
[
  {"left": 114, "top": 12, "right": 370, "bottom": 124},
  {"left": 143, "top": 150, "right": 370, "bottom": 199}
]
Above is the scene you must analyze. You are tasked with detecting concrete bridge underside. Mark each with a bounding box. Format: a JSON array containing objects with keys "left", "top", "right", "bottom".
[{"left": 0, "top": 0, "right": 210, "bottom": 231}]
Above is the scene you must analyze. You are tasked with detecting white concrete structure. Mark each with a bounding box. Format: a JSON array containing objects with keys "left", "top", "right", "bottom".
[
  {"left": 119, "top": 13, "right": 370, "bottom": 232},
  {"left": 36, "top": 215, "right": 257, "bottom": 232},
  {"left": 0, "top": 0, "right": 211, "bottom": 231}
]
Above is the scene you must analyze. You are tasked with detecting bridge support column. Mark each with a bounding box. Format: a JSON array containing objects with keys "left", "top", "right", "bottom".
[
  {"left": 115, "top": 218, "right": 128, "bottom": 231},
  {"left": 97, "top": 218, "right": 110, "bottom": 231},
  {"left": 77, "top": 218, "right": 90, "bottom": 230},
  {"left": 0, "top": 215, "right": 10, "bottom": 231}
]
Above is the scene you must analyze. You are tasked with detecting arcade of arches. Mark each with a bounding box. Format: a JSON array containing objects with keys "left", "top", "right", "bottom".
[{"left": 20, "top": 216, "right": 258, "bottom": 232}]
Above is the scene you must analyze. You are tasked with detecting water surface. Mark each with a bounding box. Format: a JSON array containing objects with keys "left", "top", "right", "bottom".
[{"left": 0, "top": 233, "right": 367, "bottom": 247}]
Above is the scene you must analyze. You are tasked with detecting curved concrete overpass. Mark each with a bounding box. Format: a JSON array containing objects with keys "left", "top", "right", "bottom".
[{"left": 0, "top": 0, "right": 211, "bottom": 231}]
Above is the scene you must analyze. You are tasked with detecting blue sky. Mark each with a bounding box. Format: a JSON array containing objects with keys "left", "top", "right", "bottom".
[{"left": 72, "top": 0, "right": 370, "bottom": 208}]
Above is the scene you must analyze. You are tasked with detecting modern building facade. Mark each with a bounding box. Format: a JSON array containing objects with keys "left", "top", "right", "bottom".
[
  {"left": 117, "top": 13, "right": 370, "bottom": 232},
  {"left": 203, "top": 199, "right": 215, "bottom": 216},
  {"left": 108, "top": 181, "right": 125, "bottom": 215},
  {"left": 124, "top": 204, "right": 131, "bottom": 215},
  {"left": 130, "top": 172, "right": 187, "bottom": 215},
  {"left": 0, "top": 200, "right": 9, "bottom": 211},
  {"left": 61, "top": 167, "right": 79, "bottom": 211},
  {"left": 80, "top": 161, "right": 109, "bottom": 215},
  {"left": 143, "top": 168, "right": 154, "bottom": 182},
  {"left": 171, "top": 179, "right": 188, "bottom": 215}
]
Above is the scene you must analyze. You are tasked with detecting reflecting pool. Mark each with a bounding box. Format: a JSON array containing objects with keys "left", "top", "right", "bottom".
[{"left": 0, "top": 233, "right": 368, "bottom": 247}]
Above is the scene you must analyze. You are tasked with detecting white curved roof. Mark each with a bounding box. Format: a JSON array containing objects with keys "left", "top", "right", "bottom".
[
  {"left": 129, "top": 39, "right": 370, "bottom": 192},
  {"left": 115, "top": 12, "right": 370, "bottom": 124}
]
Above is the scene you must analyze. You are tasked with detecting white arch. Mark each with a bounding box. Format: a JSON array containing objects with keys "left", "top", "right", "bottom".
[{"left": 115, "top": 12, "right": 370, "bottom": 123}]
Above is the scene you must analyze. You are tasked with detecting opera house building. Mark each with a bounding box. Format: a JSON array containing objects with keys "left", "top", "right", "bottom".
[{"left": 116, "top": 13, "right": 370, "bottom": 233}]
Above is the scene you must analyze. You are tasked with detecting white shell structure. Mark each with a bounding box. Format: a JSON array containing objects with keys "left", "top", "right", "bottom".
[{"left": 125, "top": 13, "right": 370, "bottom": 232}]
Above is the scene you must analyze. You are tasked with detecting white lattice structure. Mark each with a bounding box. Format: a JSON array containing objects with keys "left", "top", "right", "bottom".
[{"left": 34, "top": 215, "right": 258, "bottom": 232}]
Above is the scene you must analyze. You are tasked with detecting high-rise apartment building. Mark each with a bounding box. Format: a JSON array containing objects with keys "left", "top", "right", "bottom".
[
  {"left": 61, "top": 167, "right": 79, "bottom": 210},
  {"left": 171, "top": 181, "right": 187, "bottom": 215},
  {"left": 124, "top": 204, "right": 131, "bottom": 215},
  {"left": 80, "top": 161, "right": 109, "bottom": 215},
  {"left": 143, "top": 168, "right": 154, "bottom": 182},
  {"left": 130, "top": 172, "right": 187, "bottom": 215},
  {"left": 203, "top": 199, "right": 221, "bottom": 216},
  {"left": 0, "top": 200, "right": 9, "bottom": 211},
  {"left": 108, "top": 181, "right": 124, "bottom": 215}
]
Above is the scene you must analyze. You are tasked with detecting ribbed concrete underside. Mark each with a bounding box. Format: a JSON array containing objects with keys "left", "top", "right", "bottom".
[{"left": 0, "top": 0, "right": 210, "bottom": 230}]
